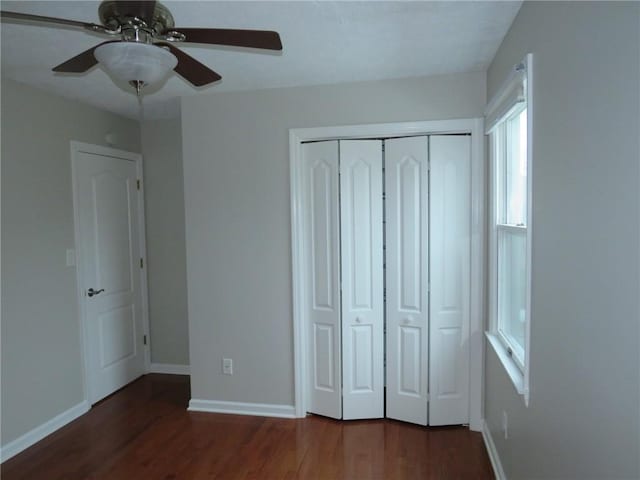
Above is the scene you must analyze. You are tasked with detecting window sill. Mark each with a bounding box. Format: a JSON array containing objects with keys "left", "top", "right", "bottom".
[{"left": 485, "top": 332, "right": 529, "bottom": 406}]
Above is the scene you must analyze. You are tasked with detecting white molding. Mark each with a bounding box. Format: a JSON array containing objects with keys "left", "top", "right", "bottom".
[
  {"left": 149, "top": 363, "right": 191, "bottom": 375},
  {"left": 70, "top": 141, "right": 148, "bottom": 405},
  {"left": 188, "top": 399, "right": 296, "bottom": 419},
  {"left": 290, "top": 118, "right": 485, "bottom": 428},
  {"left": 482, "top": 419, "right": 507, "bottom": 480},
  {"left": 136, "top": 154, "right": 152, "bottom": 374},
  {"left": 485, "top": 53, "right": 533, "bottom": 408},
  {"left": 0, "top": 401, "right": 90, "bottom": 463}
]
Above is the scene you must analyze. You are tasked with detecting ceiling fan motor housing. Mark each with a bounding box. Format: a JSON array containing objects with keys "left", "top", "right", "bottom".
[{"left": 98, "top": 0, "right": 175, "bottom": 39}]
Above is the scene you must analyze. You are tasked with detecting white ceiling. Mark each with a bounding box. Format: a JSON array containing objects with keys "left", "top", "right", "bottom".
[{"left": 1, "top": 1, "right": 521, "bottom": 120}]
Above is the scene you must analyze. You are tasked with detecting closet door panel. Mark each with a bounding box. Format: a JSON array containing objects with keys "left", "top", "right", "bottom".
[
  {"left": 303, "top": 141, "right": 342, "bottom": 419},
  {"left": 340, "top": 140, "right": 384, "bottom": 420},
  {"left": 429, "top": 135, "right": 471, "bottom": 426},
  {"left": 385, "top": 136, "right": 429, "bottom": 426}
]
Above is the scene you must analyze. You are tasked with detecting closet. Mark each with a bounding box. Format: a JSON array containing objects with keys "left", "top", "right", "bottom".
[{"left": 302, "top": 135, "right": 470, "bottom": 427}]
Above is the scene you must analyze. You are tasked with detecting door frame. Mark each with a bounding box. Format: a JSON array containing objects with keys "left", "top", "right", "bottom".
[
  {"left": 289, "top": 118, "right": 485, "bottom": 431},
  {"left": 70, "top": 141, "right": 151, "bottom": 404}
]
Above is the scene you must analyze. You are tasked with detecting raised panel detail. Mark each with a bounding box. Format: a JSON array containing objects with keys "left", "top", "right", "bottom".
[
  {"left": 399, "top": 326, "right": 421, "bottom": 396},
  {"left": 93, "top": 173, "right": 133, "bottom": 295},
  {"left": 429, "top": 135, "right": 470, "bottom": 426},
  {"left": 303, "top": 141, "right": 342, "bottom": 420},
  {"left": 442, "top": 161, "right": 460, "bottom": 310},
  {"left": 314, "top": 324, "right": 335, "bottom": 391},
  {"left": 351, "top": 325, "right": 373, "bottom": 392},
  {"left": 311, "top": 161, "right": 334, "bottom": 310},
  {"left": 350, "top": 160, "right": 373, "bottom": 310},
  {"left": 385, "top": 136, "right": 429, "bottom": 426},
  {"left": 99, "top": 305, "right": 136, "bottom": 368},
  {"left": 399, "top": 157, "right": 421, "bottom": 312},
  {"left": 340, "top": 140, "right": 383, "bottom": 420},
  {"left": 436, "top": 328, "right": 461, "bottom": 397}
]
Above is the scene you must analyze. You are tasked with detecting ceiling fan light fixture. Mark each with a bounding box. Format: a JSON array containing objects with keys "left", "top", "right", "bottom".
[{"left": 94, "top": 42, "right": 177, "bottom": 88}]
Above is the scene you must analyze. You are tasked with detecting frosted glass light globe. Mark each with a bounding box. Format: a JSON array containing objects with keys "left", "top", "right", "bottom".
[{"left": 95, "top": 42, "right": 178, "bottom": 86}]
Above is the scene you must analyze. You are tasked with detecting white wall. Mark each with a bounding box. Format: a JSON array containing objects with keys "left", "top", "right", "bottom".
[
  {"left": 181, "top": 72, "right": 486, "bottom": 406},
  {"left": 141, "top": 119, "right": 190, "bottom": 366},
  {"left": 1, "top": 79, "right": 141, "bottom": 446},
  {"left": 484, "top": 2, "right": 640, "bottom": 478}
]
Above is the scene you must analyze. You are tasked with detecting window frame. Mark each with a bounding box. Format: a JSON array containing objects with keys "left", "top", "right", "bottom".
[{"left": 485, "top": 54, "right": 533, "bottom": 406}]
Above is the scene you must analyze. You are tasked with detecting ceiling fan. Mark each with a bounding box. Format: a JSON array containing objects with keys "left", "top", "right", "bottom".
[{"left": 0, "top": 1, "right": 283, "bottom": 94}]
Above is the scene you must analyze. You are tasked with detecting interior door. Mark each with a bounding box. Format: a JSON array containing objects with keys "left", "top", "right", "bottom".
[
  {"left": 340, "top": 140, "right": 384, "bottom": 420},
  {"left": 428, "top": 135, "right": 471, "bottom": 426},
  {"left": 302, "top": 141, "right": 342, "bottom": 419},
  {"left": 385, "top": 136, "right": 430, "bottom": 426},
  {"left": 74, "top": 147, "right": 145, "bottom": 404}
]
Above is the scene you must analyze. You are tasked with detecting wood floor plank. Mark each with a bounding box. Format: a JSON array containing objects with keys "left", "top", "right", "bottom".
[{"left": 1, "top": 374, "right": 494, "bottom": 479}]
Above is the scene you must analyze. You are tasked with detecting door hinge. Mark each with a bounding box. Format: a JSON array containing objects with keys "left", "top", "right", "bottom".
[
  {"left": 143, "top": 334, "right": 147, "bottom": 345},
  {"left": 136, "top": 179, "right": 141, "bottom": 190},
  {"left": 140, "top": 258, "right": 144, "bottom": 269}
]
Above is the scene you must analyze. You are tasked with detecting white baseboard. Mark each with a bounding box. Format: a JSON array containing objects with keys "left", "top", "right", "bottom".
[
  {"left": 482, "top": 419, "right": 507, "bottom": 480},
  {"left": 188, "top": 398, "right": 296, "bottom": 419},
  {"left": 149, "top": 363, "right": 190, "bottom": 375},
  {"left": 0, "top": 400, "right": 90, "bottom": 463}
]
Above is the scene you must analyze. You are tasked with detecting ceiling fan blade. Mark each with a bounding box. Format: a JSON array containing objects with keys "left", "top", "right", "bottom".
[
  {"left": 0, "top": 10, "right": 105, "bottom": 32},
  {"left": 155, "top": 43, "right": 221, "bottom": 86},
  {"left": 166, "top": 28, "right": 282, "bottom": 51},
  {"left": 53, "top": 41, "right": 118, "bottom": 73},
  {"left": 111, "top": 1, "right": 157, "bottom": 26}
]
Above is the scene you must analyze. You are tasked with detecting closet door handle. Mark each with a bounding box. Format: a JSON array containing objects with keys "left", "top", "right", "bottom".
[{"left": 355, "top": 317, "right": 362, "bottom": 323}]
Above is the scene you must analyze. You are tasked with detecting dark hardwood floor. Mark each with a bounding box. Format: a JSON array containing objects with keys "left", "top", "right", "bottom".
[{"left": 1, "top": 374, "right": 494, "bottom": 479}]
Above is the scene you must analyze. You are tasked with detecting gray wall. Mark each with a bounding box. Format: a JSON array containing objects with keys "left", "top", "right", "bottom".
[
  {"left": 1, "top": 79, "right": 141, "bottom": 446},
  {"left": 485, "top": 2, "right": 640, "bottom": 478},
  {"left": 181, "top": 72, "right": 486, "bottom": 405},
  {"left": 141, "top": 119, "right": 190, "bottom": 366}
]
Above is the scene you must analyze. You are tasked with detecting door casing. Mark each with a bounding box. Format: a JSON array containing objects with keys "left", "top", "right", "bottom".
[
  {"left": 70, "top": 141, "right": 151, "bottom": 405},
  {"left": 289, "top": 119, "right": 485, "bottom": 431}
]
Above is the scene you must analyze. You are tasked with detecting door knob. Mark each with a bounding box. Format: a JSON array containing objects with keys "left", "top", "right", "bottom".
[
  {"left": 87, "top": 288, "right": 105, "bottom": 297},
  {"left": 355, "top": 317, "right": 362, "bottom": 323}
]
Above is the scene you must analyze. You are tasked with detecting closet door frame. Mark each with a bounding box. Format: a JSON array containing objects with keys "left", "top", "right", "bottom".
[{"left": 290, "top": 118, "right": 485, "bottom": 431}]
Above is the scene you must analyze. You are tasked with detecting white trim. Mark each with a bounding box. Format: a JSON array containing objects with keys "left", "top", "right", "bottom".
[
  {"left": 486, "top": 53, "right": 533, "bottom": 407},
  {"left": 70, "top": 141, "right": 149, "bottom": 405},
  {"left": 289, "top": 118, "right": 485, "bottom": 429},
  {"left": 136, "top": 156, "right": 152, "bottom": 374},
  {"left": 149, "top": 363, "right": 191, "bottom": 375},
  {"left": 188, "top": 399, "right": 296, "bottom": 419},
  {"left": 482, "top": 419, "right": 507, "bottom": 480},
  {"left": 0, "top": 401, "right": 90, "bottom": 463},
  {"left": 485, "top": 332, "right": 525, "bottom": 395},
  {"left": 523, "top": 53, "right": 533, "bottom": 407},
  {"left": 484, "top": 61, "right": 526, "bottom": 134},
  {"left": 469, "top": 117, "right": 486, "bottom": 432}
]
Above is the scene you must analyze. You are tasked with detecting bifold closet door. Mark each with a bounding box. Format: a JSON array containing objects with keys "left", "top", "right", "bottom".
[
  {"left": 428, "top": 135, "right": 471, "bottom": 426},
  {"left": 385, "top": 136, "right": 430, "bottom": 426},
  {"left": 340, "top": 140, "right": 384, "bottom": 420},
  {"left": 303, "top": 141, "right": 342, "bottom": 419}
]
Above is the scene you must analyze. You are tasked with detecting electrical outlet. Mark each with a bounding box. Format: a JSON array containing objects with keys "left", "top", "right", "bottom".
[
  {"left": 222, "top": 358, "right": 233, "bottom": 375},
  {"left": 502, "top": 411, "right": 508, "bottom": 439}
]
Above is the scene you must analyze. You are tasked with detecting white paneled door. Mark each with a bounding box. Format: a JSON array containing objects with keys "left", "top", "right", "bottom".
[
  {"left": 429, "top": 135, "right": 471, "bottom": 426},
  {"left": 74, "top": 148, "right": 145, "bottom": 404},
  {"left": 303, "top": 141, "right": 342, "bottom": 419},
  {"left": 303, "top": 135, "right": 470, "bottom": 426},
  {"left": 385, "top": 136, "right": 430, "bottom": 426},
  {"left": 340, "top": 140, "right": 384, "bottom": 420}
]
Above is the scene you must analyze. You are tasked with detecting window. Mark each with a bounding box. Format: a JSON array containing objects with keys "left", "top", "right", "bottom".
[{"left": 485, "top": 54, "right": 532, "bottom": 403}]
